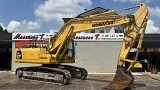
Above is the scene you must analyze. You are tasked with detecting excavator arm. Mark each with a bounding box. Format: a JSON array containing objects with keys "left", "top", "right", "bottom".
[{"left": 104, "top": 3, "right": 148, "bottom": 89}]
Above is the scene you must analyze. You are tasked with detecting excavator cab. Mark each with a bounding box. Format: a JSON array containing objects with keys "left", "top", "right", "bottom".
[
  {"left": 59, "top": 39, "right": 76, "bottom": 61},
  {"left": 67, "top": 40, "right": 75, "bottom": 59}
]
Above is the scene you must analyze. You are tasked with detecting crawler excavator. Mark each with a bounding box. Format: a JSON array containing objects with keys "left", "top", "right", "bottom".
[{"left": 14, "top": 3, "right": 148, "bottom": 89}]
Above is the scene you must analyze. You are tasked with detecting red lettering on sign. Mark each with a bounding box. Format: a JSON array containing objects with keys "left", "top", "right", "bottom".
[
  {"left": 95, "top": 34, "right": 100, "bottom": 40},
  {"left": 13, "top": 34, "right": 45, "bottom": 40},
  {"left": 39, "top": 34, "right": 45, "bottom": 40},
  {"left": 72, "top": 34, "right": 93, "bottom": 40}
]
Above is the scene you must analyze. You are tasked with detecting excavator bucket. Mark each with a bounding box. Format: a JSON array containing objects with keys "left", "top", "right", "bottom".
[{"left": 103, "top": 67, "right": 134, "bottom": 90}]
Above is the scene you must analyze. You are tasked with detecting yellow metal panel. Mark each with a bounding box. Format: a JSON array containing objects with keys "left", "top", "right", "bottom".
[
  {"left": 14, "top": 49, "right": 19, "bottom": 62},
  {"left": 21, "top": 48, "right": 27, "bottom": 60},
  {"left": 134, "top": 62, "right": 142, "bottom": 68},
  {"left": 25, "top": 48, "right": 40, "bottom": 60},
  {"left": 39, "top": 54, "right": 50, "bottom": 61},
  {"left": 15, "top": 59, "right": 51, "bottom": 64},
  {"left": 15, "top": 53, "right": 52, "bottom": 64}
]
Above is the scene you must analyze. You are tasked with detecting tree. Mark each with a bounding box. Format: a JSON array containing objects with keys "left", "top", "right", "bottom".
[
  {"left": 0, "top": 25, "right": 3, "bottom": 32},
  {"left": 0, "top": 25, "right": 9, "bottom": 33},
  {"left": 3, "top": 29, "right": 8, "bottom": 33}
]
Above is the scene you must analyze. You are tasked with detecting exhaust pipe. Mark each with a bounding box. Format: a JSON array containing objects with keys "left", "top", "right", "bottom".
[{"left": 102, "top": 67, "right": 134, "bottom": 89}]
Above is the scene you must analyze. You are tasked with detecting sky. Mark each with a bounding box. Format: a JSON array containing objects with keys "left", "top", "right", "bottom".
[{"left": 0, "top": 0, "right": 159, "bottom": 33}]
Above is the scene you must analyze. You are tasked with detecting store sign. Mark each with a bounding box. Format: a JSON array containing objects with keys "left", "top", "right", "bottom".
[
  {"left": 73, "top": 33, "right": 124, "bottom": 41},
  {"left": 12, "top": 33, "right": 124, "bottom": 41},
  {"left": 12, "top": 33, "right": 54, "bottom": 40}
]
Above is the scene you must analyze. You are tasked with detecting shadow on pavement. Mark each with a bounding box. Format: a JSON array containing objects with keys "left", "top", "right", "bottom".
[
  {"left": 124, "top": 83, "right": 146, "bottom": 90},
  {"left": 86, "top": 78, "right": 112, "bottom": 82}
]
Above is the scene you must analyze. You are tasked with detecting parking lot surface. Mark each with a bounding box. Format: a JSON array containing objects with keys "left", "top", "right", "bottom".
[{"left": 0, "top": 72, "right": 160, "bottom": 90}]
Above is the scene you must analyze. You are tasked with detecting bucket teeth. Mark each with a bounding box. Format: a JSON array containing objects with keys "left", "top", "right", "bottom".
[{"left": 102, "top": 67, "right": 134, "bottom": 90}]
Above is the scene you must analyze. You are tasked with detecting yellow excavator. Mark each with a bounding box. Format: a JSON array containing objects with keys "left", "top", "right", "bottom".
[{"left": 14, "top": 3, "right": 148, "bottom": 89}]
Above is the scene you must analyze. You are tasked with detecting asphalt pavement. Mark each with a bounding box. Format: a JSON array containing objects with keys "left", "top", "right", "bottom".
[
  {"left": 0, "top": 71, "right": 160, "bottom": 90},
  {"left": 142, "top": 71, "right": 160, "bottom": 81}
]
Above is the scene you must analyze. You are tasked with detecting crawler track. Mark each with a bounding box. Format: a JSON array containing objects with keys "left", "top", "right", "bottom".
[
  {"left": 53, "top": 65, "right": 88, "bottom": 80},
  {"left": 15, "top": 65, "right": 88, "bottom": 85},
  {"left": 42, "top": 64, "right": 88, "bottom": 80},
  {"left": 15, "top": 66, "right": 71, "bottom": 85}
]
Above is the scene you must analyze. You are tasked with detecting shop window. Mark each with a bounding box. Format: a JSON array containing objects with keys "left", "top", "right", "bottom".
[
  {"left": 85, "top": 31, "right": 89, "bottom": 33},
  {"left": 90, "top": 30, "right": 95, "bottom": 33},
  {"left": 115, "top": 27, "right": 123, "bottom": 33},
  {"left": 99, "top": 30, "right": 104, "bottom": 33},
  {"left": 115, "top": 29, "right": 123, "bottom": 33}
]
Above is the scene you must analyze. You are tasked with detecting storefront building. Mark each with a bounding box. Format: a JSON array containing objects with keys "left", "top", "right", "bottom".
[
  {"left": 11, "top": 33, "right": 124, "bottom": 73},
  {"left": 0, "top": 32, "right": 160, "bottom": 73}
]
